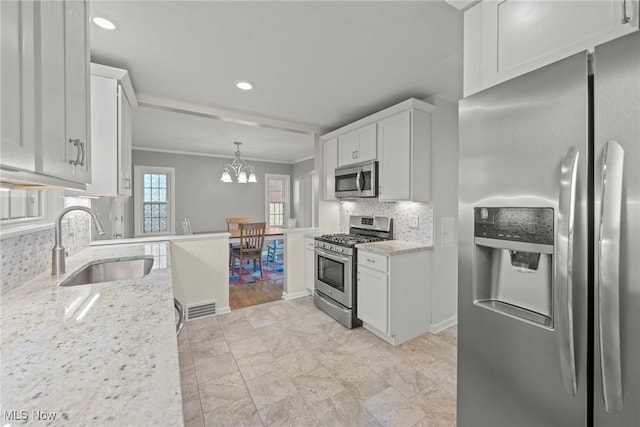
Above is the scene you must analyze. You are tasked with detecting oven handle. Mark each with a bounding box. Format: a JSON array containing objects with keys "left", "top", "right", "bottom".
[{"left": 315, "top": 247, "right": 351, "bottom": 264}]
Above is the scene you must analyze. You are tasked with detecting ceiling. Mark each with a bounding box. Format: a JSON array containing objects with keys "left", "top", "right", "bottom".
[{"left": 89, "top": 1, "right": 463, "bottom": 164}]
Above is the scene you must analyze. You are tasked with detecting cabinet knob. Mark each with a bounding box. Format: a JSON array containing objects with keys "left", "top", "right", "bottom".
[{"left": 124, "top": 177, "right": 131, "bottom": 189}]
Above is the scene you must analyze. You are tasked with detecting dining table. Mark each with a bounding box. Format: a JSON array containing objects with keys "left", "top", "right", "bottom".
[{"left": 194, "top": 227, "right": 284, "bottom": 243}]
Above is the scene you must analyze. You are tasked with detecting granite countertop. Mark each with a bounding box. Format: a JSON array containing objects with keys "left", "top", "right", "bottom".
[
  {"left": 1, "top": 242, "right": 183, "bottom": 425},
  {"left": 356, "top": 240, "right": 432, "bottom": 255}
]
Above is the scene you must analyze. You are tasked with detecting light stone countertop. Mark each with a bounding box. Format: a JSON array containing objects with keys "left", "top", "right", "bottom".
[
  {"left": 1, "top": 242, "right": 183, "bottom": 425},
  {"left": 356, "top": 240, "right": 432, "bottom": 255}
]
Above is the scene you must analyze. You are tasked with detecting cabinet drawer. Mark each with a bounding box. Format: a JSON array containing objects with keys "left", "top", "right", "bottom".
[
  {"left": 358, "top": 251, "right": 387, "bottom": 273},
  {"left": 305, "top": 239, "right": 316, "bottom": 250}
]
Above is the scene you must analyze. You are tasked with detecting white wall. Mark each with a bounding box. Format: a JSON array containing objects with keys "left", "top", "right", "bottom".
[
  {"left": 170, "top": 237, "right": 230, "bottom": 315},
  {"left": 314, "top": 134, "right": 341, "bottom": 232},
  {"left": 131, "top": 149, "right": 293, "bottom": 233},
  {"left": 427, "top": 96, "right": 459, "bottom": 331}
]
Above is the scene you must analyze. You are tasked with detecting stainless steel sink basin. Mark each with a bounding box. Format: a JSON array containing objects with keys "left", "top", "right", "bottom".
[{"left": 60, "top": 256, "right": 154, "bottom": 287}]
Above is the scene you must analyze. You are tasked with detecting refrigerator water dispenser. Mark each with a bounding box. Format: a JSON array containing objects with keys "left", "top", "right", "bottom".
[{"left": 472, "top": 207, "right": 554, "bottom": 328}]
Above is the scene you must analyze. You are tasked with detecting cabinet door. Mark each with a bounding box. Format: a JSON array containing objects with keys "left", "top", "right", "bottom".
[
  {"left": 64, "top": 0, "right": 90, "bottom": 183},
  {"left": 118, "top": 85, "right": 133, "bottom": 196},
  {"left": 357, "top": 266, "right": 388, "bottom": 334},
  {"left": 337, "top": 131, "right": 358, "bottom": 167},
  {"left": 38, "top": 0, "right": 90, "bottom": 183},
  {"left": 323, "top": 138, "right": 338, "bottom": 200},
  {"left": 1, "top": 1, "right": 36, "bottom": 171},
  {"left": 38, "top": 0, "right": 72, "bottom": 180},
  {"left": 355, "top": 123, "right": 377, "bottom": 162},
  {"left": 467, "top": 0, "right": 639, "bottom": 95},
  {"left": 378, "top": 111, "right": 411, "bottom": 201}
]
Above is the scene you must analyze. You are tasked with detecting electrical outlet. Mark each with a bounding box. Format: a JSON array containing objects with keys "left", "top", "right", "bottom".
[{"left": 409, "top": 215, "right": 419, "bottom": 229}]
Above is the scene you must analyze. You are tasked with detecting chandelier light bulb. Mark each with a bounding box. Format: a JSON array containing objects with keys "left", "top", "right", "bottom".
[{"left": 219, "top": 142, "right": 257, "bottom": 183}]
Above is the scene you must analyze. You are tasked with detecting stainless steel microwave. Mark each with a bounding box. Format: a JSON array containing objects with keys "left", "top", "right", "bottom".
[{"left": 334, "top": 160, "right": 378, "bottom": 198}]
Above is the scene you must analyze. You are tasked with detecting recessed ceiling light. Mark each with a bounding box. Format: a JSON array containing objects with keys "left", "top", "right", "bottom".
[
  {"left": 235, "top": 81, "right": 254, "bottom": 91},
  {"left": 92, "top": 16, "right": 117, "bottom": 30}
]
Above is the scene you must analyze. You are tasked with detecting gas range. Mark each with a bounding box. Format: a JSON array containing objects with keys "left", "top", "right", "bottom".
[
  {"left": 313, "top": 215, "right": 393, "bottom": 328},
  {"left": 315, "top": 234, "right": 388, "bottom": 255},
  {"left": 315, "top": 215, "right": 393, "bottom": 255}
]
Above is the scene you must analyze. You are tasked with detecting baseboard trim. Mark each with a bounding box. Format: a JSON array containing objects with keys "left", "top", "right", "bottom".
[
  {"left": 216, "top": 306, "right": 231, "bottom": 315},
  {"left": 282, "top": 290, "right": 311, "bottom": 300},
  {"left": 430, "top": 315, "right": 458, "bottom": 334}
]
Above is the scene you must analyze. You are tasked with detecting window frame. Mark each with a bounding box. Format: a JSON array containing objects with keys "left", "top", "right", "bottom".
[
  {"left": 134, "top": 165, "right": 176, "bottom": 237},
  {"left": 264, "top": 173, "right": 290, "bottom": 228}
]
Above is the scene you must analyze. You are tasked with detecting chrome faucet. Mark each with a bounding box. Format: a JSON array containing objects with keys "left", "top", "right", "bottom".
[{"left": 52, "top": 206, "right": 106, "bottom": 275}]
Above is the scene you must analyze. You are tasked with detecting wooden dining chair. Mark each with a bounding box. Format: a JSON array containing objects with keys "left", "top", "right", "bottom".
[
  {"left": 226, "top": 217, "right": 250, "bottom": 231},
  {"left": 227, "top": 217, "right": 250, "bottom": 266},
  {"left": 230, "top": 222, "right": 267, "bottom": 278}
]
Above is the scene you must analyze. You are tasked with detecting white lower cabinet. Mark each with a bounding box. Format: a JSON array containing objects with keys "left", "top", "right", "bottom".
[
  {"left": 357, "top": 249, "right": 431, "bottom": 346},
  {"left": 305, "top": 237, "right": 315, "bottom": 292}
]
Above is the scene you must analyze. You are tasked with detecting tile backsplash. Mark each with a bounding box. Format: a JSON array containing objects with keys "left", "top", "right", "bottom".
[
  {"left": 1, "top": 197, "right": 91, "bottom": 295},
  {"left": 340, "top": 199, "right": 433, "bottom": 245}
]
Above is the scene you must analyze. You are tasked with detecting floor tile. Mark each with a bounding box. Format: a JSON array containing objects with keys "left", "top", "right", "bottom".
[
  {"left": 221, "top": 319, "right": 258, "bottom": 343},
  {"left": 193, "top": 350, "right": 238, "bottom": 384},
  {"left": 183, "top": 398, "right": 205, "bottom": 427},
  {"left": 317, "top": 346, "right": 364, "bottom": 376},
  {"left": 334, "top": 365, "right": 389, "bottom": 402},
  {"left": 258, "top": 394, "right": 321, "bottom": 427},
  {"left": 229, "top": 335, "right": 269, "bottom": 360},
  {"left": 199, "top": 371, "right": 250, "bottom": 414},
  {"left": 354, "top": 342, "right": 402, "bottom": 373},
  {"left": 202, "top": 396, "right": 263, "bottom": 427},
  {"left": 290, "top": 366, "right": 345, "bottom": 405},
  {"left": 276, "top": 350, "right": 319, "bottom": 378},
  {"left": 245, "top": 370, "right": 298, "bottom": 410},
  {"left": 179, "top": 297, "right": 458, "bottom": 427},
  {"left": 236, "top": 351, "right": 280, "bottom": 381},
  {"left": 313, "top": 389, "right": 376, "bottom": 427},
  {"left": 410, "top": 383, "right": 456, "bottom": 427},
  {"left": 420, "top": 358, "right": 457, "bottom": 395},
  {"left": 363, "top": 387, "right": 427, "bottom": 427},
  {"left": 378, "top": 363, "right": 432, "bottom": 399}
]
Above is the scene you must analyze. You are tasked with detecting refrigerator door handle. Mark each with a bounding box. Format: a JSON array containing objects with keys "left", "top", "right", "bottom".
[
  {"left": 598, "top": 140, "right": 624, "bottom": 413},
  {"left": 557, "top": 146, "right": 579, "bottom": 396}
]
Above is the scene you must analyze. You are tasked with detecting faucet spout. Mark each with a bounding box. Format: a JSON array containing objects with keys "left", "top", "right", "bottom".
[{"left": 52, "top": 206, "right": 106, "bottom": 275}]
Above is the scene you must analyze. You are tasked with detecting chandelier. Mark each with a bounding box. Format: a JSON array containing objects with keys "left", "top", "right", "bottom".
[{"left": 220, "top": 142, "right": 257, "bottom": 183}]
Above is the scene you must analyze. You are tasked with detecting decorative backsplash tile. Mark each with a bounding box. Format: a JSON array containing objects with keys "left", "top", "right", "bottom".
[
  {"left": 1, "top": 197, "right": 92, "bottom": 295},
  {"left": 339, "top": 199, "right": 433, "bottom": 246}
]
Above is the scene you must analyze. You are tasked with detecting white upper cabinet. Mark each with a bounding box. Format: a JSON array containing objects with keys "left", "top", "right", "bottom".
[
  {"left": 337, "top": 123, "right": 377, "bottom": 167},
  {"left": 377, "top": 109, "right": 432, "bottom": 202},
  {"left": 38, "top": 0, "right": 91, "bottom": 184},
  {"left": 322, "top": 98, "right": 434, "bottom": 202},
  {"left": 86, "top": 64, "right": 137, "bottom": 197},
  {"left": 323, "top": 137, "right": 338, "bottom": 200},
  {"left": 464, "top": 0, "right": 639, "bottom": 96},
  {"left": 1, "top": 1, "right": 36, "bottom": 172},
  {"left": 1, "top": 0, "right": 90, "bottom": 188}
]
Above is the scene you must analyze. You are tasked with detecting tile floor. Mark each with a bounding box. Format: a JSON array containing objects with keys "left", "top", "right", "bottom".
[{"left": 178, "top": 296, "right": 457, "bottom": 427}]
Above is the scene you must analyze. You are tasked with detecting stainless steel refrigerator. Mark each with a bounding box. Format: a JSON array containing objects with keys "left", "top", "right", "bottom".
[{"left": 458, "top": 31, "right": 640, "bottom": 426}]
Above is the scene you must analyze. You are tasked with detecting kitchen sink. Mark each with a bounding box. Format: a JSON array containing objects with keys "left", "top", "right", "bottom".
[{"left": 60, "top": 256, "right": 154, "bottom": 287}]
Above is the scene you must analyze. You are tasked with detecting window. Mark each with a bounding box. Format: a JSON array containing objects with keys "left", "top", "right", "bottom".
[
  {"left": 134, "top": 166, "right": 175, "bottom": 236},
  {"left": 0, "top": 189, "right": 43, "bottom": 222},
  {"left": 265, "top": 174, "right": 290, "bottom": 227}
]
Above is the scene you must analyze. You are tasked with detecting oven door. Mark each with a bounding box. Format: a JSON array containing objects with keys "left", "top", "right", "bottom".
[{"left": 314, "top": 247, "right": 353, "bottom": 308}]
